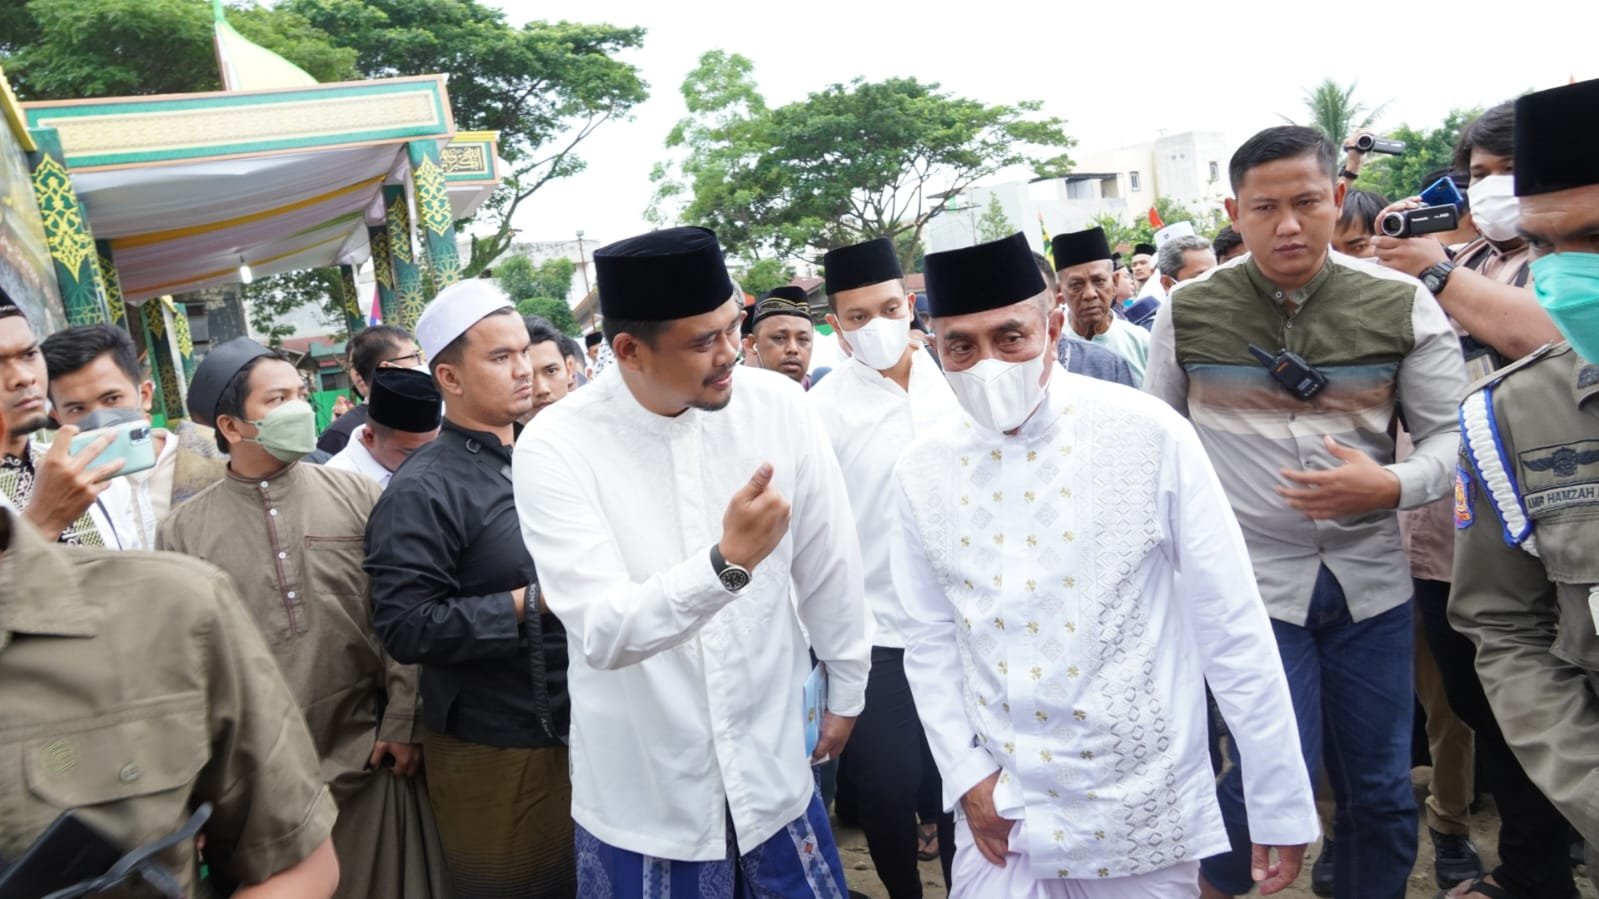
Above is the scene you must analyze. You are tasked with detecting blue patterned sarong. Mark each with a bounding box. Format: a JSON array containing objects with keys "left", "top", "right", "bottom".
[{"left": 574, "top": 790, "right": 848, "bottom": 899}]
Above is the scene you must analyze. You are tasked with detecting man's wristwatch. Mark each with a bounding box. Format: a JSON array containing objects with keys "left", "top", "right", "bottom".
[
  {"left": 1420, "top": 261, "right": 1456, "bottom": 296},
  {"left": 710, "top": 544, "right": 752, "bottom": 593}
]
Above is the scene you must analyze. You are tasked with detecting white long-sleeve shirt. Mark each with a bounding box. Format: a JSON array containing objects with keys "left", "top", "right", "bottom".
[
  {"left": 890, "top": 363, "right": 1317, "bottom": 881},
  {"left": 326, "top": 425, "right": 393, "bottom": 489},
  {"left": 808, "top": 348, "right": 962, "bottom": 648},
  {"left": 513, "top": 365, "right": 871, "bottom": 862}
]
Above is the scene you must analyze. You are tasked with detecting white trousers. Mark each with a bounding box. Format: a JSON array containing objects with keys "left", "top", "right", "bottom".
[{"left": 951, "top": 817, "right": 1201, "bottom": 899}]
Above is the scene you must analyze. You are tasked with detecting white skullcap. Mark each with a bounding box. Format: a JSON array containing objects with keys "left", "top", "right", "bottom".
[
  {"left": 415, "top": 279, "right": 515, "bottom": 360},
  {"left": 1153, "top": 221, "right": 1196, "bottom": 248}
]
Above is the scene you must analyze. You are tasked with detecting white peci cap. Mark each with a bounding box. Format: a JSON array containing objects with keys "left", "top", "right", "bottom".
[
  {"left": 1153, "top": 221, "right": 1196, "bottom": 249},
  {"left": 415, "top": 279, "right": 515, "bottom": 361}
]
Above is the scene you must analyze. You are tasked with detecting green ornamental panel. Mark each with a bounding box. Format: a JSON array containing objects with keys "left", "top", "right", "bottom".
[
  {"left": 138, "top": 300, "right": 183, "bottom": 422},
  {"left": 406, "top": 140, "right": 461, "bottom": 292},
  {"left": 337, "top": 264, "right": 364, "bottom": 338},
  {"left": 94, "top": 240, "right": 128, "bottom": 329},
  {"left": 383, "top": 184, "right": 427, "bottom": 332},
  {"left": 28, "top": 129, "right": 111, "bottom": 326},
  {"left": 167, "top": 297, "right": 196, "bottom": 383},
  {"left": 367, "top": 225, "right": 396, "bottom": 320}
]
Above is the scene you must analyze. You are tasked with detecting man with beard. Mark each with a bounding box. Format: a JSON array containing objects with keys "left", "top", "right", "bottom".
[
  {"left": 514, "top": 226, "right": 870, "bottom": 897},
  {"left": 744, "top": 286, "right": 816, "bottom": 387}
]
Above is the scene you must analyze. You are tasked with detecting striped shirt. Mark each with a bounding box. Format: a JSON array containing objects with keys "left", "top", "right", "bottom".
[{"left": 1145, "top": 252, "right": 1468, "bottom": 624}]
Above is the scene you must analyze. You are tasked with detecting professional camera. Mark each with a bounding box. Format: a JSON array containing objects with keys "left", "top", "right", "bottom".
[
  {"left": 1379, "top": 205, "right": 1460, "bottom": 239},
  {"left": 1352, "top": 134, "right": 1406, "bottom": 155}
]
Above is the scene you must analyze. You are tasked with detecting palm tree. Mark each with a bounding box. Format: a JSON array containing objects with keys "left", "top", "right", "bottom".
[{"left": 1289, "top": 78, "right": 1389, "bottom": 142}]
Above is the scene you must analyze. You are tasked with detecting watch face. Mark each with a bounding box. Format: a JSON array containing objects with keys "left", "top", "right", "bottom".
[{"left": 719, "top": 568, "right": 751, "bottom": 592}]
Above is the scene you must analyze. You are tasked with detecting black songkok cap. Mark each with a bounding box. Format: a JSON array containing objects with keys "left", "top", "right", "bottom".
[
  {"left": 584, "top": 331, "right": 603, "bottom": 348},
  {"left": 823, "top": 238, "right": 903, "bottom": 295},
  {"left": 923, "top": 233, "right": 1046, "bottom": 318},
  {"left": 187, "top": 336, "right": 272, "bottom": 427},
  {"left": 1051, "top": 226, "right": 1113, "bottom": 272},
  {"left": 1514, "top": 78, "right": 1599, "bottom": 197},
  {"left": 1133, "top": 242, "right": 1157, "bottom": 257},
  {"left": 594, "top": 226, "right": 734, "bottom": 322},
  {"left": 368, "top": 367, "right": 442, "bottom": 434},
  {"left": 752, "top": 287, "right": 813, "bottom": 329}
]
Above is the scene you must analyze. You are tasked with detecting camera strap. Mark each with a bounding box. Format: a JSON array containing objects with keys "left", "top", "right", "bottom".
[{"left": 41, "top": 804, "right": 212, "bottom": 899}]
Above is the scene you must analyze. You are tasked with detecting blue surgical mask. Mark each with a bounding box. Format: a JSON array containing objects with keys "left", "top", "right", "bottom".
[{"left": 1531, "top": 252, "right": 1599, "bottom": 364}]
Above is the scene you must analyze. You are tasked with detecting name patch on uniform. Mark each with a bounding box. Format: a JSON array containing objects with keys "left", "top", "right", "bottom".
[
  {"left": 1523, "top": 481, "right": 1599, "bottom": 516},
  {"left": 1454, "top": 466, "right": 1474, "bottom": 530}
]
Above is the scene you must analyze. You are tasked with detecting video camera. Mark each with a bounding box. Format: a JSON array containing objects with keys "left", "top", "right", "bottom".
[
  {"left": 1378, "top": 175, "right": 1465, "bottom": 239},
  {"left": 1351, "top": 133, "right": 1406, "bottom": 155}
]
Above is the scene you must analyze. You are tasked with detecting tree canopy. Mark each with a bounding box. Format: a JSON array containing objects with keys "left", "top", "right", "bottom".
[
  {"left": 1353, "top": 108, "right": 1480, "bottom": 205},
  {"left": 1292, "top": 78, "right": 1387, "bottom": 144},
  {"left": 650, "top": 50, "right": 1074, "bottom": 270}
]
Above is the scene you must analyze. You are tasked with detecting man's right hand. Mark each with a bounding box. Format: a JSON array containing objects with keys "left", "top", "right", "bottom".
[
  {"left": 23, "top": 426, "right": 122, "bottom": 537},
  {"left": 718, "top": 463, "right": 790, "bottom": 572},
  {"left": 960, "top": 770, "right": 1014, "bottom": 867},
  {"left": 1253, "top": 842, "right": 1308, "bottom": 894}
]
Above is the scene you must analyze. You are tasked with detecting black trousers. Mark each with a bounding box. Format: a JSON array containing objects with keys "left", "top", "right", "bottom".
[
  {"left": 1414, "top": 578, "right": 1577, "bottom": 897},
  {"left": 838, "top": 646, "right": 954, "bottom": 898}
]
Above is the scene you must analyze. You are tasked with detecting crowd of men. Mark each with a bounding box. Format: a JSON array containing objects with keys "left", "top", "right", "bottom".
[{"left": 0, "top": 76, "right": 1596, "bottom": 899}]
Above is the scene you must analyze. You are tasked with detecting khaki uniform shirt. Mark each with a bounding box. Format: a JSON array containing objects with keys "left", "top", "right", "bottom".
[
  {"left": 1450, "top": 343, "right": 1599, "bottom": 843},
  {"left": 0, "top": 508, "right": 335, "bottom": 895}
]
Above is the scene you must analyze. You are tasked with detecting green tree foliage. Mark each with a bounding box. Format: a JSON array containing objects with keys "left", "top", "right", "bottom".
[
  {"left": 243, "top": 268, "right": 345, "bottom": 347},
  {"left": 1091, "top": 196, "right": 1228, "bottom": 253},
  {"left": 651, "top": 51, "right": 1074, "bottom": 270},
  {"left": 287, "top": 0, "right": 648, "bottom": 277},
  {"left": 737, "top": 258, "right": 793, "bottom": 297},
  {"left": 1354, "top": 108, "right": 1480, "bottom": 204},
  {"left": 514, "top": 296, "right": 578, "bottom": 336},
  {"left": 2, "top": 0, "right": 357, "bottom": 98},
  {"left": 1292, "top": 78, "right": 1387, "bottom": 143},
  {"left": 975, "top": 194, "right": 1015, "bottom": 242},
  {"left": 496, "top": 254, "right": 576, "bottom": 302}
]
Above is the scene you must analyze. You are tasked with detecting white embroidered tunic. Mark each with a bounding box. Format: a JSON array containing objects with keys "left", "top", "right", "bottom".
[{"left": 891, "top": 363, "right": 1317, "bottom": 881}]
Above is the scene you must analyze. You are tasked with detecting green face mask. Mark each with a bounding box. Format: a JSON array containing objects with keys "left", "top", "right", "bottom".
[{"left": 245, "top": 400, "right": 317, "bottom": 463}]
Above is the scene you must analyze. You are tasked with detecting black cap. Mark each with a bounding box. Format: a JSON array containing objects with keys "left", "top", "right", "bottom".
[
  {"left": 751, "top": 288, "right": 812, "bottom": 329},
  {"left": 368, "top": 368, "right": 442, "bottom": 433},
  {"left": 923, "top": 233, "right": 1046, "bottom": 318},
  {"left": 1514, "top": 78, "right": 1599, "bottom": 197},
  {"left": 1133, "top": 242, "right": 1157, "bottom": 257},
  {"left": 187, "top": 337, "right": 274, "bottom": 427},
  {"left": 823, "top": 238, "right": 903, "bottom": 295},
  {"left": 1052, "top": 227, "right": 1113, "bottom": 271},
  {"left": 583, "top": 331, "right": 602, "bottom": 348},
  {"left": 594, "top": 227, "right": 734, "bottom": 322}
]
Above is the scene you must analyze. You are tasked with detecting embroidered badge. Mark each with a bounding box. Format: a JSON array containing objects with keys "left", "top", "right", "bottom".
[
  {"left": 1521, "top": 444, "right": 1599, "bottom": 479},
  {"left": 1579, "top": 365, "right": 1599, "bottom": 389},
  {"left": 1455, "top": 465, "right": 1475, "bottom": 530}
]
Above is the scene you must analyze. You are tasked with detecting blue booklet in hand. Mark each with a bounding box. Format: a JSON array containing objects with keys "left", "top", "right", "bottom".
[{"left": 803, "top": 663, "right": 828, "bottom": 761}]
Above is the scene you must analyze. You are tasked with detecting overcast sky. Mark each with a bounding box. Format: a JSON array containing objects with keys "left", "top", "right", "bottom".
[{"left": 492, "top": 0, "right": 1596, "bottom": 249}]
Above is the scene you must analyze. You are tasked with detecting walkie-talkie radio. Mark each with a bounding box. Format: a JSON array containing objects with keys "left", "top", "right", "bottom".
[{"left": 1249, "top": 344, "right": 1327, "bottom": 400}]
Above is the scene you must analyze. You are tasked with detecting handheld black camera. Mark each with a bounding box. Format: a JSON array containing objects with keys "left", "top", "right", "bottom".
[
  {"left": 1353, "top": 134, "right": 1406, "bottom": 155},
  {"left": 1379, "top": 205, "right": 1460, "bottom": 239},
  {"left": 1249, "top": 345, "right": 1327, "bottom": 401}
]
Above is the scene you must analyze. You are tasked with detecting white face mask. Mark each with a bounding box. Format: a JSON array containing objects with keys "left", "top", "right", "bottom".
[
  {"left": 943, "top": 352, "right": 1049, "bottom": 433},
  {"left": 841, "top": 314, "right": 911, "bottom": 370},
  {"left": 1467, "top": 174, "right": 1520, "bottom": 243}
]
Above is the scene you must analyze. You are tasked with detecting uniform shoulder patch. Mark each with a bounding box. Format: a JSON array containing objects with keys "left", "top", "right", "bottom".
[
  {"left": 1454, "top": 464, "right": 1475, "bottom": 529},
  {"left": 1463, "top": 341, "right": 1562, "bottom": 396}
]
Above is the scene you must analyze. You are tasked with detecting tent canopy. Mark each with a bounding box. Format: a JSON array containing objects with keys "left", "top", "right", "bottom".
[{"left": 24, "top": 75, "right": 502, "bottom": 302}]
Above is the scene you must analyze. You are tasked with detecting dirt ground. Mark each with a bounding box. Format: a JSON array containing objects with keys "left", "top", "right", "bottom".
[{"left": 836, "top": 770, "right": 1597, "bottom": 898}]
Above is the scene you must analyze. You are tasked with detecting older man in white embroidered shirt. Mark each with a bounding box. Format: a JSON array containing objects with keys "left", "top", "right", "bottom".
[
  {"left": 514, "top": 227, "right": 871, "bottom": 897},
  {"left": 889, "top": 233, "right": 1319, "bottom": 899}
]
